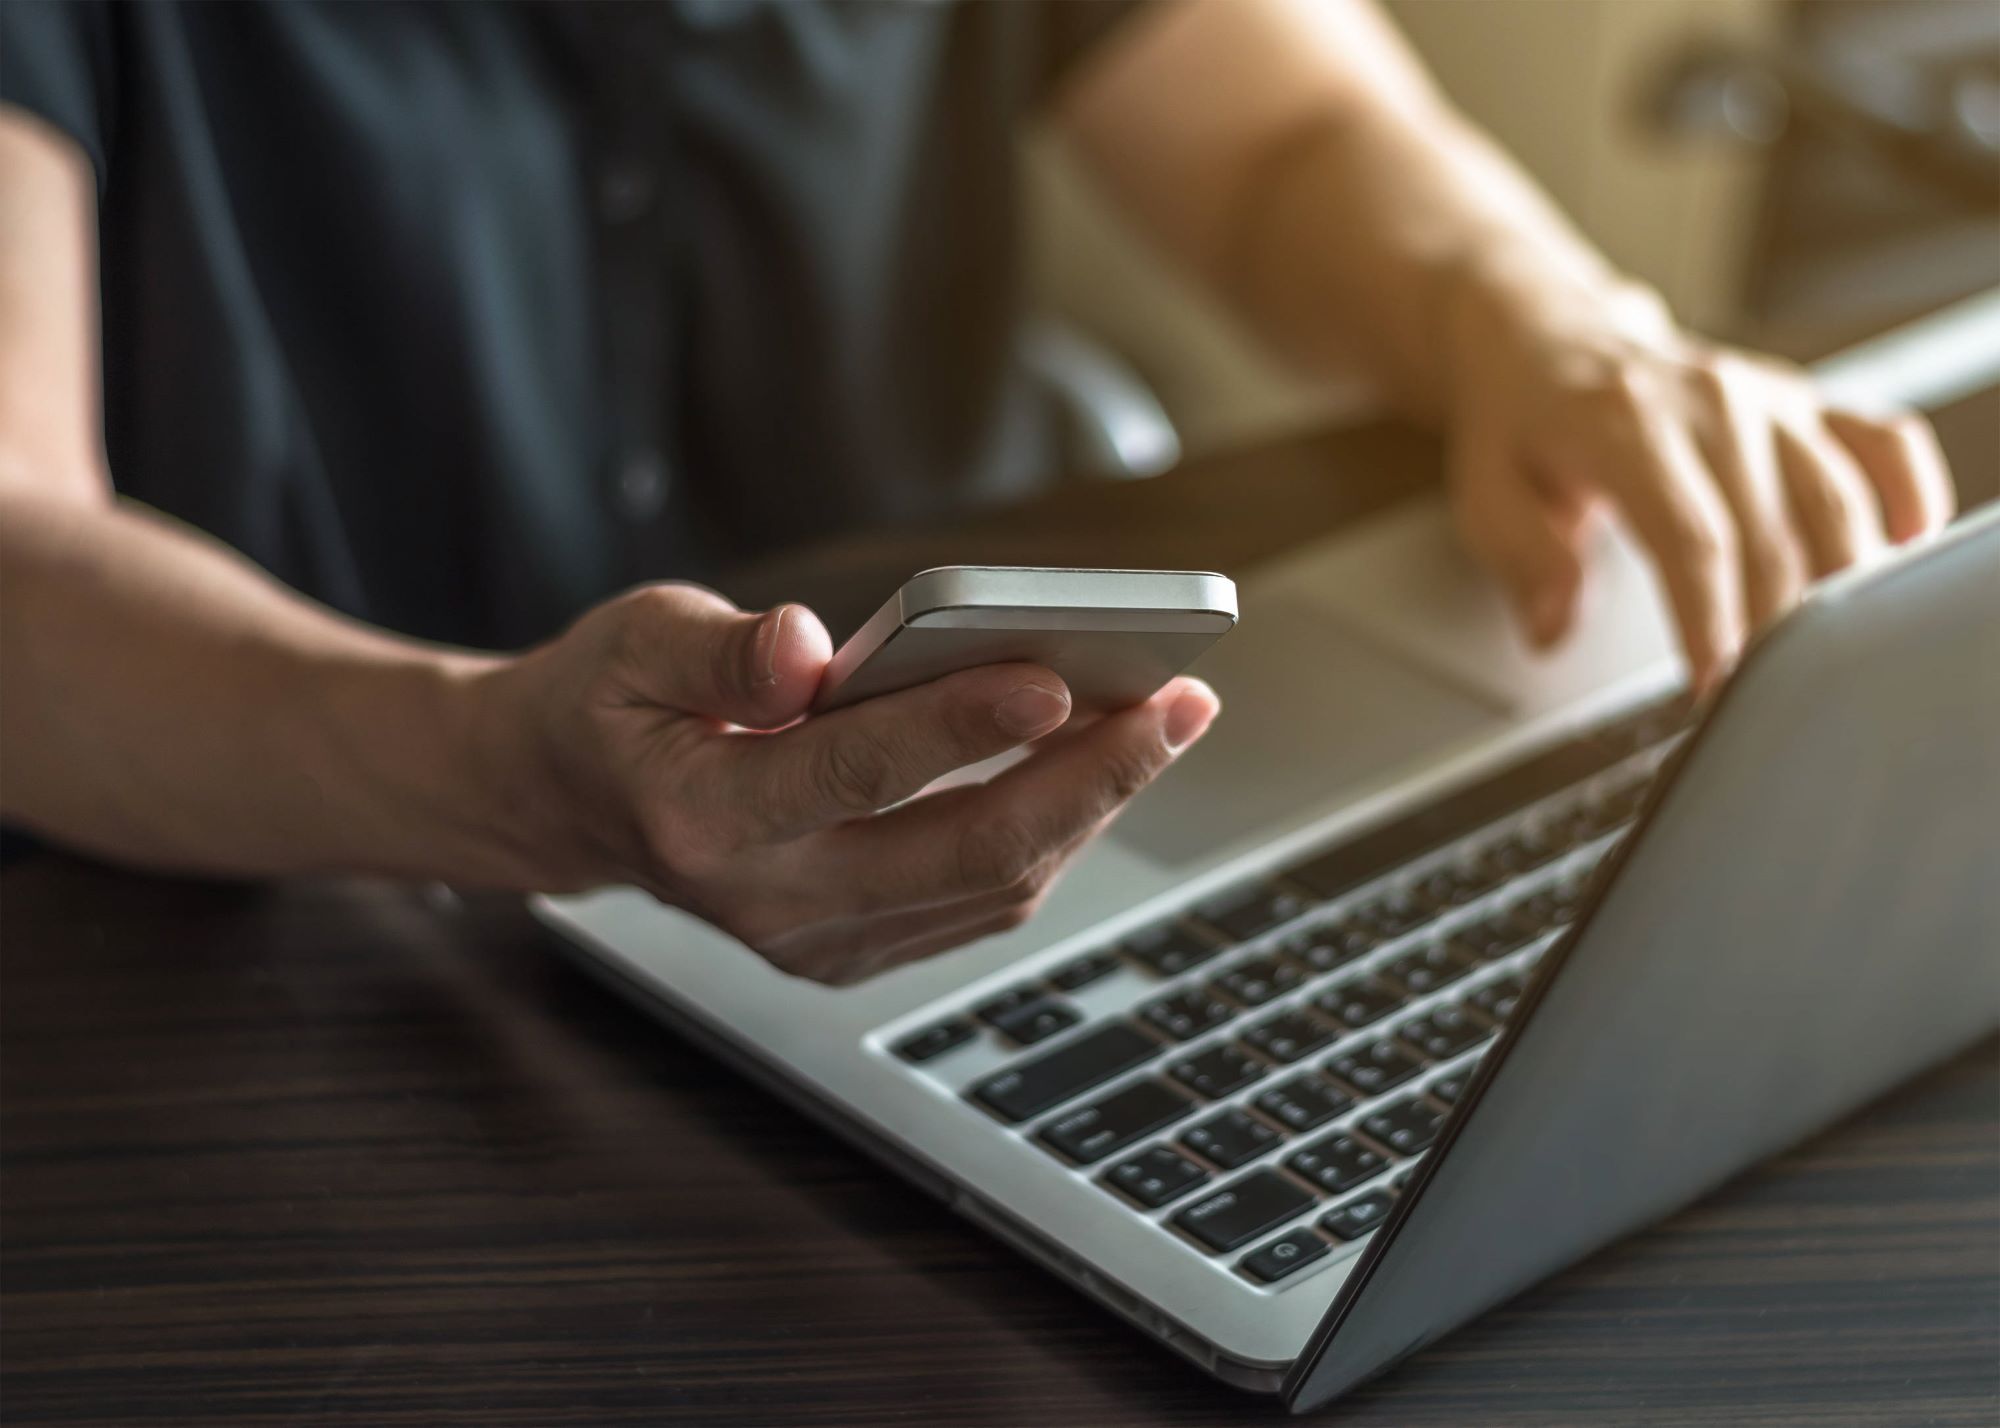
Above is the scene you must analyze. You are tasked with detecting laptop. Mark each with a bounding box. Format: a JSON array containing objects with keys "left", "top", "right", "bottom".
[{"left": 535, "top": 291, "right": 2000, "bottom": 1413}]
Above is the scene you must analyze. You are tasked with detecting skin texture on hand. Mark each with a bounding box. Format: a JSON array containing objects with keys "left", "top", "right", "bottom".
[
  {"left": 482, "top": 584, "right": 1221, "bottom": 985},
  {"left": 1441, "top": 264, "right": 1956, "bottom": 689}
]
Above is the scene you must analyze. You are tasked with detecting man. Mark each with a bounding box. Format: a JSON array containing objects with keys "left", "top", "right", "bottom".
[{"left": 0, "top": 1, "right": 1954, "bottom": 985}]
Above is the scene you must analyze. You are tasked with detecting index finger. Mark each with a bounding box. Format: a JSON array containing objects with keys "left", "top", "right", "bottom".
[
  {"left": 1595, "top": 409, "right": 1747, "bottom": 688},
  {"left": 721, "top": 662, "right": 1072, "bottom": 839},
  {"left": 815, "top": 678, "right": 1219, "bottom": 915}
]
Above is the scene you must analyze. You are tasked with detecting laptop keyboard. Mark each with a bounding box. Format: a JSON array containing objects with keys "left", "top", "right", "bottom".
[{"left": 885, "top": 694, "right": 1690, "bottom": 1290}]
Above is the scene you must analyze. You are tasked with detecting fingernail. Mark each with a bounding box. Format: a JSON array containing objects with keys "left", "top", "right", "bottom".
[
  {"left": 1164, "top": 683, "right": 1219, "bottom": 752},
  {"left": 995, "top": 682, "right": 1071, "bottom": 738},
  {"left": 754, "top": 607, "right": 790, "bottom": 688}
]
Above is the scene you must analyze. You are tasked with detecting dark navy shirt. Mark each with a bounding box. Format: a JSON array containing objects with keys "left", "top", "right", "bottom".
[{"left": 0, "top": 0, "right": 1141, "bottom": 647}]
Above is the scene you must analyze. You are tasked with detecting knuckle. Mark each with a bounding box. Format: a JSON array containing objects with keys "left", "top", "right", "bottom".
[
  {"left": 603, "top": 595, "right": 654, "bottom": 674},
  {"left": 1663, "top": 504, "right": 1734, "bottom": 570},
  {"left": 1576, "top": 361, "right": 1652, "bottom": 420},
  {"left": 955, "top": 816, "right": 1042, "bottom": 894},
  {"left": 814, "top": 734, "right": 896, "bottom": 815},
  {"left": 1687, "top": 353, "right": 1734, "bottom": 405},
  {"left": 605, "top": 584, "right": 685, "bottom": 673},
  {"left": 1885, "top": 410, "right": 1939, "bottom": 453},
  {"left": 1102, "top": 741, "right": 1165, "bottom": 806},
  {"left": 1001, "top": 854, "right": 1056, "bottom": 906}
]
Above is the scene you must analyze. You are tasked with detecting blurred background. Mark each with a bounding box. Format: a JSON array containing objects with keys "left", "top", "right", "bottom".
[{"left": 1025, "top": 0, "right": 1999, "bottom": 499}]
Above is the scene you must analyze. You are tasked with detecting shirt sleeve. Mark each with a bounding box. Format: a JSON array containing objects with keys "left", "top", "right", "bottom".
[
  {"left": 0, "top": 0, "right": 118, "bottom": 190},
  {"left": 1037, "top": 0, "right": 1150, "bottom": 98}
]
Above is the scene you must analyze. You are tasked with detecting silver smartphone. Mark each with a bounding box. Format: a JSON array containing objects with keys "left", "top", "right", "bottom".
[{"left": 812, "top": 566, "right": 1238, "bottom": 715}]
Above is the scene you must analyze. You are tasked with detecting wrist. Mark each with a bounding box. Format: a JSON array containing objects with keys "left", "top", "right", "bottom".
[
  {"left": 1435, "top": 244, "right": 1678, "bottom": 416},
  {"left": 451, "top": 651, "right": 625, "bottom": 893}
]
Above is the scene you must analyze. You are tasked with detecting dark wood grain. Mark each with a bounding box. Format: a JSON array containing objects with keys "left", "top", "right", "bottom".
[
  {"left": 3, "top": 862, "right": 1994, "bottom": 1427},
  {"left": 5, "top": 420, "right": 1997, "bottom": 1424}
]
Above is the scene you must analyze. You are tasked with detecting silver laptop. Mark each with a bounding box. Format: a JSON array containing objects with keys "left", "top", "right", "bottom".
[{"left": 536, "top": 292, "right": 2000, "bottom": 1413}]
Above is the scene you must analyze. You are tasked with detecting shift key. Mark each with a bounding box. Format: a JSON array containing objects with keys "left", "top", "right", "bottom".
[
  {"left": 970, "top": 1023, "right": 1159, "bottom": 1123},
  {"left": 1174, "top": 1170, "right": 1316, "bottom": 1254},
  {"left": 1037, "top": 1079, "right": 1191, "bottom": 1164}
]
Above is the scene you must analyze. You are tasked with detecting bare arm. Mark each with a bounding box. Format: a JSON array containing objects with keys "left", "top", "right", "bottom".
[
  {"left": 0, "top": 110, "right": 548, "bottom": 885},
  {"left": 0, "top": 108, "right": 1217, "bottom": 981},
  {"left": 1060, "top": 0, "right": 1954, "bottom": 687}
]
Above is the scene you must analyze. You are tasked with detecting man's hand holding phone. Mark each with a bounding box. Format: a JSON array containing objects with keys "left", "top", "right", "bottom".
[{"left": 484, "top": 583, "right": 1219, "bottom": 985}]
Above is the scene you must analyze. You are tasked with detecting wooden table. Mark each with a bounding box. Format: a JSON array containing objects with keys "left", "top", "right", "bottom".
[
  {"left": 2, "top": 863, "right": 1995, "bottom": 1427},
  {"left": 5, "top": 424, "right": 1997, "bottom": 1424}
]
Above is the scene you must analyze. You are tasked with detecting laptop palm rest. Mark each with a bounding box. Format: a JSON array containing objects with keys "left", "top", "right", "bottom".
[{"left": 1114, "top": 596, "right": 1502, "bottom": 868}]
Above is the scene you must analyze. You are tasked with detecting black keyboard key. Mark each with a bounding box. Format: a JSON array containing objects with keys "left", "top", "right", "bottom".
[
  {"left": 1254, "top": 1074, "right": 1353, "bottom": 1134},
  {"left": 1242, "top": 1010, "right": 1336, "bottom": 1064},
  {"left": 1326, "top": 1040, "right": 1425, "bottom": 1097},
  {"left": 1444, "top": 917, "right": 1522, "bottom": 964},
  {"left": 989, "top": 996, "right": 1081, "bottom": 1047},
  {"left": 1361, "top": 1096, "right": 1447, "bottom": 1155},
  {"left": 1141, "top": 988, "right": 1236, "bottom": 1042},
  {"left": 1495, "top": 893, "right": 1563, "bottom": 944},
  {"left": 1287, "top": 1131, "right": 1388, "bottom": 1195},
  {"left": 970, "top": 1022, "right": 1161, "bottom": 1123},
  {"left": 1361, "top": 887, "right": 1433, "bottom": 937},
  {"left": 1038, "top": 1079, "right": 1193, "bottom": 1165},
  {"left": 1124, "top": 921, "right": 1223, "bottom": 977},
  {"left": 1198, "top": 883, "right": 1313, "bottom": 942},
  {"left": 1240, "top": 1227, "right": 1332, "bottom": 1283},
  {"left": 1476, "top": 826, "right": 1563, "bottom": 880},
  {"left": 1213, "top": 955, "right": 1305, "bottom": 1008},
  {"left": 1314, "top": 978, "right": 1406, "bottom": 1031},
  {"left": 1544, "top": 805, "right": 1603, "bottom": 852},
  {"left": 1413, "top": 865, "right": 1485, "bottom": 909},
  {"left": 974, "top": 987, "right": 1041, "bottom": 1026},
  {"left": 1395, "top": 1005, "right": 1493, "bottom": 1061},
  {"left": 1429, "top": 1071, "right": 1470, "bottom": 1106},
  {"left": 1321, "top": 1190, "right": 1395, "bottom": 1240},
  {"left": 1284, "top": 920, "right": 1378, "bottom": 973},
  {"left": 1182, "top": 1108, "right": 1283, "bottom": 1169},
  {"left": 1548, "top": 872, "right": 1591, "bottom": 920},
  {"left": 1169, "top": 1044, "right": 1267, "bottom": 1099},
  {"left": 1470, "top": 973, "right": 1526, "bottom": 1023},
  {"left": 1453, "top": 856, "right": 1510, "bottom": 898},
  {"left": 1103, "top": 1146, "right": 1211, "bottom": 1208},
  {"left": 893, "top": 1019, "right": 975, "bottom": 1063},
  {"left": 1448, "top": 912, "right": 1520, "bottom": 968},
  {"left": 1379, "top": 942, "right": 1478, "bottom": 997},
  {"left": 1048, "top": 951, "right": 1120, "bottom": 991},
  {"left": 1174, "top": 1170, "right": 1316, "bottom": 1254}
]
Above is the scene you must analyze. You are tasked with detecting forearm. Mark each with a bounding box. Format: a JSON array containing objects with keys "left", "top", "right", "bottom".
[
  {"left": 1221, "top": 100, "right": 1654, "bottom": 421},
  {"left": 0, "top": 485, "right": 564, "bottom": 887},
  {"left": 1061, "top": 0, "right": 1658, "bottom": 421}
]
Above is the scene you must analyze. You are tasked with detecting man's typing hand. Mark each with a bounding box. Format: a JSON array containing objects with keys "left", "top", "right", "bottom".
[
  {"left": 1442, "top": 267, "right": 1955, "bottom": 691},
  {"left": 484, "top": 584, "right": 1218, "bottom": 985}
]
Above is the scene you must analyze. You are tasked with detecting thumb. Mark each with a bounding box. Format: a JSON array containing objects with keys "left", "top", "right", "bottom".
[
  {"left": 1451, "top": 449, "right": 1588, "bottom": 649},
  {"left": 612, "top": 584, "right": 831, "bottom": 728}
]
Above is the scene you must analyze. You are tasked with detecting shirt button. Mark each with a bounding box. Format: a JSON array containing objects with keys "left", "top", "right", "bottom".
[
  {"left": 615, "top": 450, "right": 668, "bottom": 521},
  {"left": 598, "top": 160, "right": 656, "bottom": 223}
]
